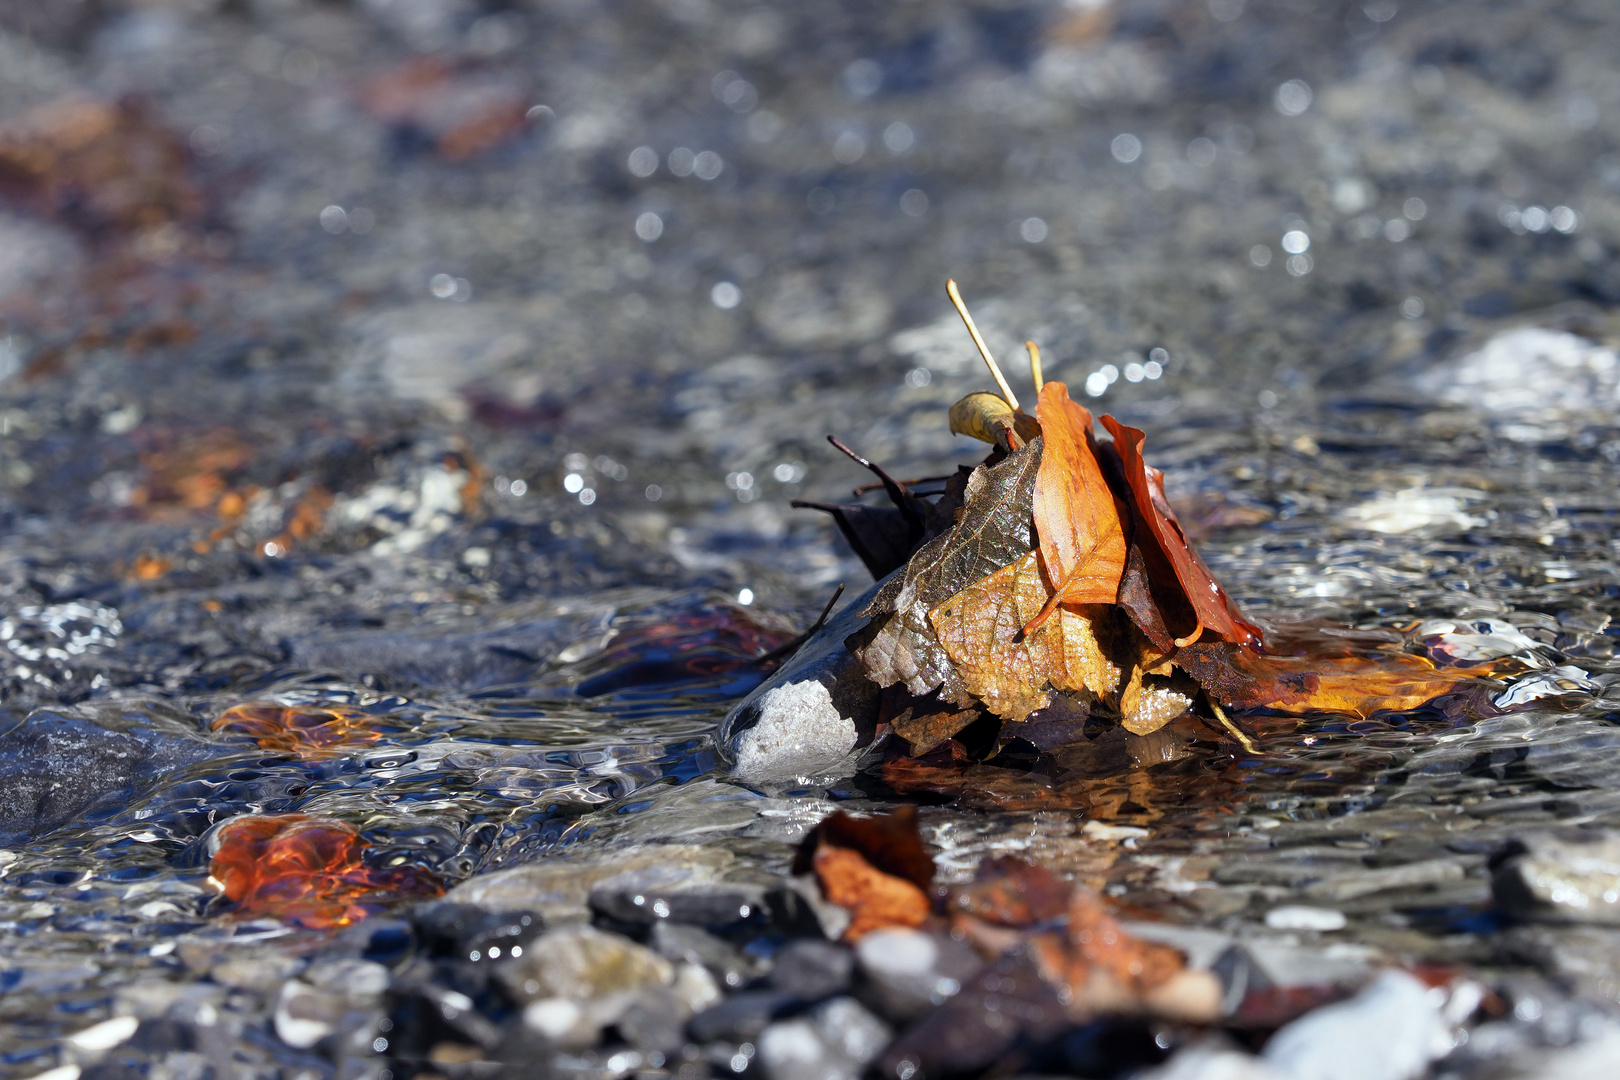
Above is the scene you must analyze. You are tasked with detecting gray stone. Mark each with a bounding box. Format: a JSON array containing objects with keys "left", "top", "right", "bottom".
[
  {"left": 854, "top": 928, "right": 981, "bottom": 1023},
  {"left": 589, "top": 867, "right": 767, "bottom": 932},
  {"left": 650, "top": 922, "right": 764, "bottom": 990},
  {"left": 1261, "top": 970, "right": 1451, "bottom": 1080},
  {"left": 756, "top": 998, "right": 890, "bottom": 1080},
  {"left": 496, "top": 925, "right": 673, "bottom": 1003},
  {"left": 688, "top": 990, "right": 799, "bottom": 1043},
  {"left": 768, "top": 939, "right": 854, "bottom": 1001},
  {"left": 1494, "top": 832, "right": 1620, "bottom": 924},
  {"left": 444, "top": 845, "right": 733, "bottom": 924}
]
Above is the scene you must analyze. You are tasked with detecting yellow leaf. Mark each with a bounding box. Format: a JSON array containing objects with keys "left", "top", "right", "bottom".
[{"left": 930, "top": 551, "right": 1120, "bottom": 721}]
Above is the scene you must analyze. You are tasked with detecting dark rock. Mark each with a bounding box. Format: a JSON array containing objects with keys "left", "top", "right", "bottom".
[
  {"left": 589, "top": 872, "right": 767, "bottom": 935},
  {"left": 0, "top": 710, "right": 220, "bottom": 844},
  {"left": 877, "top": 952, "right": 1068, "bottom": 1079},
  {"left": 414, "top": 901, "right": 545, "bottom": 963},
  {"left": 855, "top": 928, "right": 983, "bottom": 1023},
  {"left": 617, "top": 988, "right": 689, "bottom": 1054},
  {"left": 650, "top": 922, "right": 765, "bottom": 990},
  {"left": 768, "top": 940, "right": 853, "bottom": 1001},
  {"left": 688, "top": 990, "right": 800, "bottom": 1044}
]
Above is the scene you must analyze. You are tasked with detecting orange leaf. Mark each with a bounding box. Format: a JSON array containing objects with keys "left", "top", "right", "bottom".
[
  {"left": 794, "top": 807, "right": 938, "bottom": 941},
  {"left": 209, "top": 814, "right": 441, "bottom": 929},
  {"left": 1178, "top": 643, "right": 1494, "bottom": 718},
  {"left": 212, "top": 702, "right": 385, "bottom": 758},
  {"left": 1031, "top": 384, "right": 1128, "bottom": 623},
  {"left": 812, "top": 845, "right": 932, "bottom": 941},
  {"left": 930, "top": 551, "right": 1120, "bottom": 721},
  {"left": 1100, "top": 416, "right": 1263, "bottom": 647}
]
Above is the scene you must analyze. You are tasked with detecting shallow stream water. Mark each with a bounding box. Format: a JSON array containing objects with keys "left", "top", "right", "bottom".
[{"left": 1, "top": 1, "right": 1619, "bottom": 1077}]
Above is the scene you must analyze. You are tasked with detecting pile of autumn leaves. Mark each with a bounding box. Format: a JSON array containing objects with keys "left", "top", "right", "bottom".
[{"left": 843, "top": 381, "right": 1495, "bottom": 757}]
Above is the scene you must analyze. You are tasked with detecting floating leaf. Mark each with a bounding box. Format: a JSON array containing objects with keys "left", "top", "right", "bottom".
[
  {"left": 930, "top": 551, "right": 1120, "bottom": 721},
  {"left": 1100, "top": 416, "right": 1263, "bottom": 647},
  {"left": 209, "top": 814, "right": 441, "bottom": 929},
  {"left": 1028, "top": 385, "right": 1128, "bottom": 627},
  {"left": 852, "top": 441, "right": 1042, "bottom": 704},
  {"left": 1178, "top": 642, "right": 1494, "bottom": 718}
]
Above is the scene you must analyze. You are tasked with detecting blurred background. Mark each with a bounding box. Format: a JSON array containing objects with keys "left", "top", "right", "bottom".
[
  {"left": 2, "top": 3, "right": 1620, "bottom": 1073},
  {"left": 1, "top": 0, "right": 1615, "bottom": 644}
]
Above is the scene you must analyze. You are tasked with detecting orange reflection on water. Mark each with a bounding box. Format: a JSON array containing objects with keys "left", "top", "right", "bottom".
[
  {"left": 208, "top": 814, "right": 441, "bottom": 929},
  {"left": 211, "top": 702, "right": 384, "bottom": 757}
]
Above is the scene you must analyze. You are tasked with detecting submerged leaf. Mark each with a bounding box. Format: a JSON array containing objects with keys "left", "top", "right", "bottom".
[
  {"left": 852, "top": 440, "right": 1042, "bottom": 703},
  {"left": 930, "top": 551, "right": 1120, "bottom": 721},
  {"left": 1031, "top": 384, "right": 1128, "bottom": 617},
  {"left": 1100, "top": 416, "right": 1263, "bottom": 647}
]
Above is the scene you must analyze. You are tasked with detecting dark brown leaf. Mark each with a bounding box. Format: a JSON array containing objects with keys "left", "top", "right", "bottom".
[
  {"left": 1100, "top": 416, "right": 1264, "bottom": 647},
  {"left": 852, "top": 440, "right": 1042, "bottom": 703},
  {"left": 793, "top": 805, "right": 937, "bottom": 893},
  {"left": 947, "top": 855, "right": 1073, "bottom": 928}
]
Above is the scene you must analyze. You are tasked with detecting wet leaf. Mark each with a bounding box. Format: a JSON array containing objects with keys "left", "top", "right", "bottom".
[
  {"left": 209, "top": 814, "right": 442, "bottom": 929},
  {"left": 883, "top": 692, "right": 987, "bottom": 757},
  {"left": 852, "top": 441, "right": 1042, "bottom": 704},
  {"left": 792, "top": 501, "right": 920, "bottom": 580},
  {"left": 1030, "top": 384, "right": 1128, "bottom": 618},
  {"left": 929, "top": 551, "right": 1120, "bottom": 721},
  {"left": 1177, "top": 642, "right": 1495, "bottom": 718},
  {"left": 946, "top": 855, "right": 1072, "bottom": 928},
  {"left": 794, "top": 806, "right": 937, "bottom": 941},
  {"left": 1028, "top": 888, "right": 1220, "bottom": 1022},
  {"left": 211, "top": 703, "right": 386, "bottom": 758},
  {"left": 1100, "top": 416, "right": 1263, "bottom": 647}
]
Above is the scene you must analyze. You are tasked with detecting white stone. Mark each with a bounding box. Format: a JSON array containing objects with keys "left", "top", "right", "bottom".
[
  {"left": 732, "top": 681, "right": 856, "bottom": 780},
  {"left": 64, "top": 1016, "right": 138, "bottom": 1053},
  {"left": 855, "top": 928, "right": 938, "bottom": 977},
  {"left": 1262, "top": 970, "right": 1451, "bottom": 1080},
  {"left": 1265, "top": 905, "right": 1348, "bottom": 932},
  {"left": 272, "top": 982, "right": 334, "bottom": 1049},
  {"left": 1430, "top": 326, "right": 1620, "bottom": 418}
]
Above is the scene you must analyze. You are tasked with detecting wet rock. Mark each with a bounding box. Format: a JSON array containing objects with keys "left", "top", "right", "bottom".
[
  {"left": 273, "top": 980, "right": 341, "bottom": 1049},
  {"left": 855, "top": 927, "right": 981, "bottom": 1022},
  {"left": 204, "top": 952, "right": 305, "bottom": 992},
  {"left": 1498, "top": 925, "right": 1620, "bottom": 1001},
  {"left": 1494, "top": 832, "right": 1620, "bottom": 924},
  {"left": 302, "top": 958, "right": 390, "bottom": 999},
  {"left": 1140, "top": 1038, "right": 1286, "bottom": 1080},
  {"left": 413, "top": 900, "right": 544, "bottom": 962},
  {"left": 719, "top": 576, "right": 889, "bottom": 780},
  {"left": 758, "top": 997, "right": 891, "bottom": 1080},
  {"left": 589, "top": 867, "right": 767, "bottom": 934},
  {"left": 765, "top": 876, "right": 853, "bottom": 941},
  {"left": 445, "top": 845, "right": 733, "bottom": 924},
  {"left": 0, "top": 711, "right": 219, "bottom": 844},
  {"left": 688, "top": 989, "right": 800, "bottom": 1043},
  {"left": 497, "top": 925, "right": 673, "bottom": 1003},
  {"left": 617, "top": 987, "right": 690, "bottom": 1054},
  {"left": 287, "top": 619, "right": 580, "bottom": 691},
  {"left": 650, "top": 922, "right": 764, "bottom": 990},
  {"left": 1260, "top": 971, "right": 1451, "bottom": 1080},
  {"left": 877, "top": 952, "right": 1068, "bottom": 1080},
  {"left": 769, "top": 939, "right": 854, "bottom": 1001}
]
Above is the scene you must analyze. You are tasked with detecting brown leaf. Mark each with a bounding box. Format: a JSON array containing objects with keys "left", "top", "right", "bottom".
[
  {"left": 1028, "top": 888, "right": 1220, "bottom": 1022},
  {"left": 812, "top": 846, "right": 931, "bottom": 941},
  {"left": 793, "top": 806, "right": 937, "bottom": 893},
  {"left": 1030, "top": 384, "right": 1128, "bottom": 621},
  {"left": 794, "top": 807, "right": 937, "bottom": 942},
  {"left": 852, "top": 441, "right": 1042, "bottom": 704},
  {"left": 1100, "top": 416, "right": 1264, "bottom": 647},
  {"left": 946, "top": 855, "right": 1072, "bottom": 928},
  {"left": 929, "top": 551, "right": 1121, "bottom": 721},
  {"left": 885, "top": 693, "right": 988, "bottom": 757}
]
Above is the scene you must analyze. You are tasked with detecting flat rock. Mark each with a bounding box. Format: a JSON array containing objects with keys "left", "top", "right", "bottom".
[
  {"left": 496, "top": 926, "right": 672, "bottom": 1003},
  {"left": 444, "top": 845, "right": 733, "bottom": 923}
]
